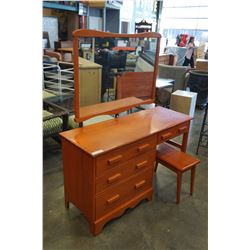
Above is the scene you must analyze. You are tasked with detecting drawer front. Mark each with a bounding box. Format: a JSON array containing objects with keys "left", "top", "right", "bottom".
[
  {"left": 96, "top": 135, "right": 157, "bottom": 177},
  {"left": 95, "top": 168, "right": 153, "bottom": 219},
  {"left": 157, "top": 122, "right": 189, "bottom": 144},
  {"left": 95, "top": 150, "right": 156, "bottom": 194}
]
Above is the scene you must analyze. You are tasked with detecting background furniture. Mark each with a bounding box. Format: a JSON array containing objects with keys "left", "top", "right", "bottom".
[
  {"left": 188, "top": 70, "right": 208, "bottom": 109},
  {"left": 43, "top": 98, "right": 69, "bottom": 141},
  {"left": 57, "top": 47, "right": 73, "bottom": 62},
  {"left": 165, "top": 46, "right": 186, "bottom": 66},
  {"left": 43, "top": 62, "right": 74, "bottom": 95},
  {"left": 44, "top": 49, "right": 62, "bottom": 61},
  {"left": 156, "top": 143, "right": 200, "bottom": 204},
  {"left": 55, "top": 40, "right": 73, "bottom": 62},
  {"left": 94, "top": 49, "right": 127, "bottom": 97},
  {"left": 157, "top": 64, "right": 190, "bottom": 107},
  {"left": 60, "top": 106, "right": 192, "bottom": 235},
  {"left": 196, "top": 59, "right": 208, "bottom": 72},
  {"left": 135, "top": 20, "right": 152, "bottom": 33},
  {"left": 43, "top": 31, "right": 51, "bottom": 48},
  {"left": 159, "top": 54, "right": 177, "bottom": 66},
  {"left": 78, "top": 57, "right": 102, "bottom": 107},
  {"left": 170, "top": 90, "right": 197, "bottom": 118},
  {"left": 158, "top": 64, "right": 189, "bottom": 92},
  {"left": 155, "top": 78, "right": 175, "bottom": 107}
]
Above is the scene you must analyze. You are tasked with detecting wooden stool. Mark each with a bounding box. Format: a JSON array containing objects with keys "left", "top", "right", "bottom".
[{"left": 155, "top": 143, "right": 200, "bottom": 204}]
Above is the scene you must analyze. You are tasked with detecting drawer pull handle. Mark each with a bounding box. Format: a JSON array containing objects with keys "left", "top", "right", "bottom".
[
  {"left": 178, "top": 126, "right": 187, "bottom": 133},
  {"left": 161, "top": 132, "right": 172, "bottom": 140},
  {"left": 106, "top": 194, "right": 120, "bottom": 205},
  {"left": 108, "top": 155, "right": 123, "bottom": 165},
  {"left": 135, "top": 180, "right": 146, "bottom": 189},
  {"left": 107, "top": 173, "right": 121, "bottom": 183},
  {"left": 137, "top": 144, "right": 150, "bottom": 152},
  {"left": 136, "top": 160, "right": 148, "bottom": 169}
]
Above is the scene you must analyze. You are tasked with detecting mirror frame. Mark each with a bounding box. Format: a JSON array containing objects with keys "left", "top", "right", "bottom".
[{"left": 72, "top": 29, "right": 161, "bottom": 123}]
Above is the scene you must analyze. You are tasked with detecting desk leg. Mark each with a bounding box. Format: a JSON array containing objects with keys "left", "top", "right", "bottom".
[
  {"left": 181, "top": 131, "right": 189, "bottom": 152},
  {"left": 181, "top": 122, "right": 190, "bottom": 152}
]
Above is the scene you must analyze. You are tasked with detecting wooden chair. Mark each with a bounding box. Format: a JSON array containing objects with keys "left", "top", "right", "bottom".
[{"left": 155, "top": 143, "right": 200, "bottom": 204}]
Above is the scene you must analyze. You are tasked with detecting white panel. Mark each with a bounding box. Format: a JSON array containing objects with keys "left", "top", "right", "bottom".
[
  {"left": 163, "top": 0, "right": 209, "bottom": 7},
  {"left": 43, "top": 17, "right": 58, "bottom": 49},
  {"left": 120, "top": 0, "right": 134, "bottom": 20},
  {"left": 161, "top": 17, "right": 208, "bottom": 30},
  {"left": 170, "top": 90, "right": 197, "bottom": 118},
  {"left": 89, "top": 17, "right": 103, "bottom": 31},
  {"left": 161, "top": 0, "right": 208, "bottom": 31},
  {"left": 163, "top": 6, "right": 208, "bottom": 18}
]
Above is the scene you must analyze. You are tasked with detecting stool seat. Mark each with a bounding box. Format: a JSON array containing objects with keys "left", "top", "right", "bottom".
[
  {"left": 156, "top": 143, "right": 200, "bottom": 204},
  {"left": 157, "top": 143, "right": 200, "bottom": 172}
]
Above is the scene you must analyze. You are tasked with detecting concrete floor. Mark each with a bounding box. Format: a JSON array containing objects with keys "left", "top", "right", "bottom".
[{"left": 43, "top": 108, "right": 208, "bottom": 250}]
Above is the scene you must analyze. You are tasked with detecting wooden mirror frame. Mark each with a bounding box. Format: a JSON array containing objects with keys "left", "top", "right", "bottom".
[{"left": 72, "top": 29, "right": 161, "bottom": 123}]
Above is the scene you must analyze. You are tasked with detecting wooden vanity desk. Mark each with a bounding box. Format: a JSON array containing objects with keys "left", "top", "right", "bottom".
[{"left": 60, "top": 106, "right": 192, "bottom": 235}]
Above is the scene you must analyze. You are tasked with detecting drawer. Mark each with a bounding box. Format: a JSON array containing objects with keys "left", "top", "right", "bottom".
[
  {"left": 157, "top": 122, "right": 190, "bottom": 144},
  {"left": 95, "top": 150, "right": 156, "bottom": 194},
  {"left": 95, "top": 168, "right": 153, "bottom": 219},
  {"left": 95, "top": 135, "right": 157, "bottom": 177}
]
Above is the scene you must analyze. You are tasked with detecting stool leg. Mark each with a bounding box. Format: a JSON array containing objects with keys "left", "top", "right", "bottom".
[
  {"left": 190, "top": 166, "right": 196, "bottom": 195},
  {"left": 176, "top": 172, "right": 182, "bottom": 204}
]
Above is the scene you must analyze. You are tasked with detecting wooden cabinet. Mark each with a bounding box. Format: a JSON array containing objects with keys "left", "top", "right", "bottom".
[
  {"left": 60, "top": 106, "right": 192, "bottom": 235},
  {"left": 78, "top": 57, "right": 102, "bottom": 107}
]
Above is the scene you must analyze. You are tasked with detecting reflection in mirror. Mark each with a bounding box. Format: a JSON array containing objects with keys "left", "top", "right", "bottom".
[{"left": 73, "top": 30, "right": 161, "bottom": 123}]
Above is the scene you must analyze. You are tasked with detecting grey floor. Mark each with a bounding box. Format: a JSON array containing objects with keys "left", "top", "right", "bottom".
[{"left": 43, "top": 108, "right": 208, "bottom": 250}]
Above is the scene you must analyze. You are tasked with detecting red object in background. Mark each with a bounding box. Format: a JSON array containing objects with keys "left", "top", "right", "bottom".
[{"left": 179, "top": 34, "right": 189, "bottom": 47}]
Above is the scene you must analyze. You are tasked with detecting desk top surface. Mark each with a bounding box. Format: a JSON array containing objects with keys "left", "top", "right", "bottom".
[{"left": 60, "top": 106, "right": 191, "bottom": 157}]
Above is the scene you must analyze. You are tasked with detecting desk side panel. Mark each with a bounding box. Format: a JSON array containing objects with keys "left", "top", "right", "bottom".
[{"left": 61, "top": 138, "right": 95, "bottom": 222}]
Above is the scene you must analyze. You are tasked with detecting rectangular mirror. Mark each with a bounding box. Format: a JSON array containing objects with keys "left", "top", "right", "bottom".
[{"left": 72, "top": 30, "right": 161, "bottom": 123}]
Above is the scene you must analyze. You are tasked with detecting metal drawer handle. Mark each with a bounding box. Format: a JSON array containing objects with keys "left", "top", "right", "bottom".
[
  {"left": 161, "top": 132, "right": 172, "bottom": 140},
  {"left": 107, "top": 173, "right": 121, "bottom": 183},
  {"left": 137, "top": 144, "right": 150, "bottom": 152},
  {"left": 136, "top": 160, "right": 148, "bottom": 169},
  {"left": 106, "top": 194, "right": 120, "bottom": 205},
  {"left": 178, "top": 126, "right": 187, "bottom": 133},
  {"left": 108, "top": 155, "right": 123, "bottom": 165},
  {"left": 135, "top": 180, "right": 146, "bottom": 189}
]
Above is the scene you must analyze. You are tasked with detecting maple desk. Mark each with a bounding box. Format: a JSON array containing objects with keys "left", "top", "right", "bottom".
[{"left": 60, "top": 106, "right": 192, "bottom": 235}]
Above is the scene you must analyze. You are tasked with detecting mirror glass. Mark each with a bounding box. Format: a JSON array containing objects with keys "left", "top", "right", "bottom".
[{"left": 73, "top": 30, "right": 161, "bottom": 122}]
